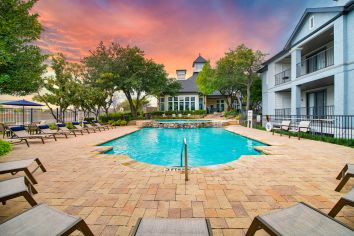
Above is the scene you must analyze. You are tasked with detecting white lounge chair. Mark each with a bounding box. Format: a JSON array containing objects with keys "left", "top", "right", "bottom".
[
  {"left": 272, "top": 120, "right": 291, "bottom": 135},
  {"left": 288, "top": 121, "right": 311, "bottom": 140}
]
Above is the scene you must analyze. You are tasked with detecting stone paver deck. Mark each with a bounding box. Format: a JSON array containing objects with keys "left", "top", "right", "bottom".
[{"left": 1, "top": 125, "right": 354, "bottom": 235}]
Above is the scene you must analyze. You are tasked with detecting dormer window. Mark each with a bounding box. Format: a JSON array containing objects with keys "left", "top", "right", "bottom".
[{"left": 309, "top": 16, "right": 315, "bottom": 30}]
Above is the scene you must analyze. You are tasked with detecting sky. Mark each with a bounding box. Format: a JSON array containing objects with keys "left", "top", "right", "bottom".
[{"left": 32, "top": 0, "right": 339, "bottom": 77}]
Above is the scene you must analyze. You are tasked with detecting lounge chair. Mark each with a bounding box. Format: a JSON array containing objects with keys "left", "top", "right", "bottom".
[
  {"left": 335, "top": 163, "right": 354, "bottom": 192},
  {"left": 3, "top": 138, "right": 30, "bottom": 147},
  {"left": 329, "top": 187, "right": 354, "bottom": 217},
  {"left": 72, "top": 122, "right": 91, "bottom": 134},
  {"left": 10, "top": 126, "right": 57, "bottom": 144},
  {"left": 0, "top": 204, "right": 94, "bottom": 236},
  {"left": 162, "top": 114, "right": 166, "bottom": 118},
  {"left": 178, "top": 114, "right": 183, "bottom": 118},
  {"left": 172, "top": 114, "right": 176, "bottom": 118},
  {"left": 246, "top": 202, "right": 353, "bottom": 236},
  {"left": 288, "top": 120, "right": 311, "bottom": 140},
  {"left": 272, "top": 120, "right": 291, "bottom": 135},
  {"left": 56, "top": 123, "right": 82, "bottom": 136},
  {"left": 0, "top": 158, "right": 46, "bottom": 184},
  {"left": 0, "top": 176, "right": 38, "bottom": 206},
  {"left": 131, "top": 218, "right": 213, "bottom": 236},
  {"left": 37, "top": 124, "right": 68, "bottom": 138},
  {"left": 83, "top": 121, "right": 101, "bottom": 132},
  {"left": 93, "top": 121, "right": 110, "bottom": 130}
]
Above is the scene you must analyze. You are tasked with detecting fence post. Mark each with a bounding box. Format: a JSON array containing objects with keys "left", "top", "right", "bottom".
[
  {"left": 184, "top": 138, "right": 188, "bottom": 181},
  {"left": 30, "top": 108, "right": 33, "bottom": 124},
  {"left": 56, "top": 108, "right": 59, "bottom": 122}
]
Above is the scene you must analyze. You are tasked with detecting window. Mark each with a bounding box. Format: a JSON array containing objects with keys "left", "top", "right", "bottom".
[
  {"left": 191, "top": 97, "right": 195, "bottom": 111},
  {"left": 309, "top": 16, "right": 314, "bottom": 30},
  {"left": 199, "top": 97, "right": 203, "bottom": 110},
  {"left": 216, "top": 100, "right": 225, "bottom": 112},
  {"left": 159, "top": 97, "right": 165, "bottom": 111},
  {"left": 168, "top": 97, "right": 173, "bottom": 111},
  {"left": 185, "top": 97, "right": 190, "bottom": 111},
  {"left": 179, "top": 97, "right": 184, "bottom": 111},
  {"left": 174, "top": 97, "right": 178, "bottom": 111}
]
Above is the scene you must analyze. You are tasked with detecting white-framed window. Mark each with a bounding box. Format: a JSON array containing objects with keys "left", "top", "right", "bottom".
[{"left": 309, "top": 16, "right": 315, "bottom": 30}]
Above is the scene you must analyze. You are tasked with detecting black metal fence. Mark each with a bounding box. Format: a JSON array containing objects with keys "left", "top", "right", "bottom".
[
  {"left": 242, "top": 114, "right": 354, "bottom": 140},
  {"left": 0, "top": 108, "right": 99, "bottom": 125}
]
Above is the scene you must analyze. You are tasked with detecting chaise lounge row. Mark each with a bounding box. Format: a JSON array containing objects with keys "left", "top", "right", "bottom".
[{"left": 3, "top": 121, "right": 113, "bottom": 147}]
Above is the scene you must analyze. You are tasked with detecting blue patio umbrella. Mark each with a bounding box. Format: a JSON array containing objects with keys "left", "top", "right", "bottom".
[{"left": 1, "top": 99, "right": 44, "bottom": 125}]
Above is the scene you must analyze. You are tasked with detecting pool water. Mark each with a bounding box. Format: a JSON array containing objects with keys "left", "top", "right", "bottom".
[
  {"left": 155, "top": 119, "right": 211, "bottom": 123},
  {"left": 100, "top": 128, "right": 266, "bottom": 167}
]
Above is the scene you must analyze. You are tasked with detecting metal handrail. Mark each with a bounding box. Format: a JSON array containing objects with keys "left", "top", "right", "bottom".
[{"left": 183, "top": 138, "right": 188, "bottom": 181}]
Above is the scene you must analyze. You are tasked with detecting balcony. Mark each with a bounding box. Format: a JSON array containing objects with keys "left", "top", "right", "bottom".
[
  {"left": 274, "top": 108, "right": 291, "bottom": 116},
  {"left": 296, "top": 47, "right": 334, "bottom": 77},
  {"left": 274, "top": 69, "right": 291, "bottom": 86}
]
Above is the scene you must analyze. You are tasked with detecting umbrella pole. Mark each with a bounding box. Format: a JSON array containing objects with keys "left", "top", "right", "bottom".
[{"left": 23, "top": 105, "right": 25, "bottom": 126}]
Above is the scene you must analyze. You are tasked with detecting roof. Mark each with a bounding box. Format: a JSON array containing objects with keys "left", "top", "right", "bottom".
[
  {"left": 260, "top": 1, "right": 354, "bottom": 70},
  {"left": 192, "top": 54, "right": 207, "bottom": 67},
  {"left": 177, "top": 73, "right": 221, "bottom": 96}
]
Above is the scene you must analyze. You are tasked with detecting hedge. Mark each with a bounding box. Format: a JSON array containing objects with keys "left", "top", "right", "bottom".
[
  {"left": 0, "top": 140, "right": 12, "bottom": 156},
  {"left": 99, "top": 112, "right": 133, "bottom": 123}
]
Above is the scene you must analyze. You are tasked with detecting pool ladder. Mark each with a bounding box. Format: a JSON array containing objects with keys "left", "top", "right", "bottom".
[{"left": 180, "top": 138, "right": 188, "bottom": 181}]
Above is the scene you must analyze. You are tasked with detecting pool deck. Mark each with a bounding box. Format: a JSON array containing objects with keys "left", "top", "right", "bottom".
[{"left": 1, "top": 125, "right": 354, "bottom": 235}]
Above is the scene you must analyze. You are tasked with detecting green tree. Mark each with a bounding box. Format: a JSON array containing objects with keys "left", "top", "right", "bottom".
[
  {"left": 118, "top": 97, "right": 150, "bottom": 112},
  {"left": 0, "top": 0, "right": 46, "bottom": 95},
  {"left": 33, "top": 54, "right": 80, "bottom": 122}
]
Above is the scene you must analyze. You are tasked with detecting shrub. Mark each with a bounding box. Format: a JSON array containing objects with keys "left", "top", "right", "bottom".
[
  {"left": 0, "top": 140, "right": 12, "bottom": 156},
  {"left": 99, "top": 112, "right": 132, "bottom": 123},
  {"left": 65, "top": 122, "right": 74, "bottom": 129},
  {"left": 235, "top": 114, "right": 241, "bottom": 120},
  {"left": 84, "top": 117, "right": 95, "bottom": 123},
  {"left": 120, "top": 120, "right": 127, "bottom": 126},
  {"left": 224, "top": 110, "right": 238, "bottom": 117},
  {"left": 48, "top": 123, "right": 58, "bottom": 130}
]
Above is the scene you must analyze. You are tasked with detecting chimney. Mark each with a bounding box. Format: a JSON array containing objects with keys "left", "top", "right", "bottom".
[{"left": 176, "top": 69, "right": 187, "bottom": 80}]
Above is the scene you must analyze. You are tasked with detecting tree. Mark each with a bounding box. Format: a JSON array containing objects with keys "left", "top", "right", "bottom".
[
  {"left": 231, "top": 44, "right": 266, "bottom": 111},
  {"left": 33, "top": 54, "right": 80, "bottom": 122},
  {"left": 83, "top": 42, "right": 116, "bottom": 115},
  {"left": 0, "top": 0, "right": 47, "bottom": 95},
  {"left": 118, "top": 97, "right": 150, "bottom": 112},
  {"left": 88, "top": 42, "right": 180, "bottom": 117}
]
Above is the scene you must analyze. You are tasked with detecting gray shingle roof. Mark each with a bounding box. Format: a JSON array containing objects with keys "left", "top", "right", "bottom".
[
  {"left": 178, "top": 73, "right": 221, "bottom": 96},
  {"left": 192, "top": 55, "right": 207, "bottom": 67}
]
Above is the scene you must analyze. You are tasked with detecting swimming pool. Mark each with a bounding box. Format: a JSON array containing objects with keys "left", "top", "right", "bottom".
[
  {"left": 100, "top": 128, "right": 266, "bottom": 167},
  {"left": 155, "top": 119, "right": 211, "bottom": 123}
]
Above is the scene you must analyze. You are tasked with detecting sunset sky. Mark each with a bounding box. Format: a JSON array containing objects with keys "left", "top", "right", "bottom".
[{"left": 33, "top": 0, "right": 338, "bottom": 77}]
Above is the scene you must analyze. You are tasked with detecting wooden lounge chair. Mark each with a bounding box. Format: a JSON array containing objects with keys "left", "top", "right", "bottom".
[
  {"left": 37, "top": 124, "right": 68, "bottom": 138},
  {"left": 0, "top": 158, "right": 46, "bottom": 184},
  {"left": 10, "top": 126, "right": 57, "bottom": 144},
  {"left": 0, "top": 204, "right": 94, "bottom": 236},
  {"left": 0, "top": 123, "right": 11, "bottom": 138},
  {"left": 0, "top": 176, "right": 38, "bottom": 206},
  {"left": 3, "top": 138, "right": 30, "bottom": 147},
  {"left": 272, "top": 120, "right": 291, "bottom": 135},
  {"left": 288, "top": 120, "right": 311, "bottom": 140},
  {"left": 131, "top": 218, "right": 213, "bottom": 236},
  {"left": 246, "top": 202, "right": 354, "bottom": 236},
  {"left": 335, "top": 163, "right": 354, "bottom": 192},
  {"left": 83, "top": 121, "right": 101, "bottom": 132},
  {"left": 329, "top": 187, "right": 354, "bottom": 217},
  {"left": 72, "top": 122, "right": 91, "bottom": 134},
  {"left": 93, "top": 121, "right": 110, "bottom": 130},
  {"left": 56, "top": 123, "right": 82, "bottom": 136}
]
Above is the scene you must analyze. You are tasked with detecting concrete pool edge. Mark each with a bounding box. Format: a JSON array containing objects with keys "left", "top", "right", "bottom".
[{"left": 92, "top": 125, "right": 278, "bottom": 172}]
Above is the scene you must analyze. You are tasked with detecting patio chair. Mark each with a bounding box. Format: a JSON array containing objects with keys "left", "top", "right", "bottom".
[
  {"left": 162, "top": 114, "right": 166, "bottom": 118},
  {"left": 246, "top": 202, "right": 354, "bottom": 236},
  {"left": 83, "top": 121, "right": 101, "bottom": 132},
  {"left": 72, "top": 122, "right": 91, "bottom": 134},
  {"left": 93, "top": 120, "right": 110, "bottom": 130},
  {"left": 272, "top": 120, "right": 291, "bottom": 135},
  {"left": 131, "top": 218, "right": 213, "bottom": 236},
  {"left": 0, "top": 158, "right": 46, "bottom": 184},
  {"left": 172, "top": 114, "right": 176, "bottom": 118},
  {"left": 329, "top": 187, "right": 354, "bottom": 217},
  {"left": 10, "top": 126, "right": 57, "bottom": 144},
  {"left": 56, "top": 123, "right": 82, "bottom": 136},
  {"left": 288, "top": 120, "right": 311, "bottom": 140},
  {"left": 0, "top": 204, "right": 94, "bottom": 236},
  {"left": 0, "top": 123, "right": 11, "bottom": 138},
  {"left": 36, "top": 124, "right": 69, "bottom": 138},
  {"left": 335, "top": 163, "right": 354, "bottom": 192},
  {"left": 0, "top": 176, "right": 38, "bottom": 207}
]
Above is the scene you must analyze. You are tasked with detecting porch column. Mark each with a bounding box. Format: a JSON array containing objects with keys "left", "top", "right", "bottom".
[
  {"left": 291, "top": 85, "right": 301, "bottom": 115},
  {"left": 291, "top": 48, "right": 301, "bottom": 80},
  {"left": 334, "top": 73, "right": 347, "bottom": 115}
]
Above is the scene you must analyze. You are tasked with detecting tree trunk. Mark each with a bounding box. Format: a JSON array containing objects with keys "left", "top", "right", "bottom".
[
  {"left": 224, "top": 95, "right": 232, "bottom": 111},
  {"left": 124, "top": 90, "right": 137, "bottom": 117},
  {"left": 246, "top": 84, "right": 251, "bottom": 111},
  {"left": 236, "top": 95, "right": 242, "bottom": 113}
]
